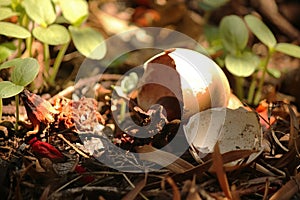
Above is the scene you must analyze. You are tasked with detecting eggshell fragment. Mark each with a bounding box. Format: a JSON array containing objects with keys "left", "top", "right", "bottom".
[
  {"left": 137, "top": 48, "right": 231, "bottom": 120},
  {"left": 184, "top": 107, "right": 262, "bottom": 157}
]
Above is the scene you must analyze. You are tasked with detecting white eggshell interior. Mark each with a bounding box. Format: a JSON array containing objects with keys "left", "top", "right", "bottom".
[{"left": 167, "top": 48, "right": 230, "bottom": 117}]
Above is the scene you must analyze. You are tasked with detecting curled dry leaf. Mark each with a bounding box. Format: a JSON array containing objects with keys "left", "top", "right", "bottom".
[
  {"left": 53, "top": 96, "right": 105, "bottom": 133},
  {"left": 21, "top": 90, "right": 106, "bottom": 137},
  {"left": 20, "top": 89, "right": 58, "bottom": 135}
]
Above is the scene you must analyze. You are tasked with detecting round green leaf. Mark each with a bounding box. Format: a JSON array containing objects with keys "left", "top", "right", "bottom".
[
  {"left": 59, "top": 0, "right": 88, "bottom": 25},
  {"left": 0, "top": 7, "right": 19, "bottom": 21},
  {"left": 0, "top": 42, "right": 16, "bottom": 63},
  {"left": 275, "top": 43, "right": 300, "bottom": 59},
  {"left": 22, "top": 0, "right": 56, "bottom": 26},
  {"left": 8, "top": 58, "right": 39, "bottom": 86},
  {"left": 244, "top": 15, "right": 276, "bottom": 49},
  {"left": 33, "top": 24, "right": 70, "bottom": 45},
  {"left": 225, "top": 51, "right": 259, "bottom": 77},
  {"left": 0, "top": 57, "right": 22, "bottom": 70},
  {"left": 204, "top": 24, "right": 221, "bottom": 44},
  {"left": 121, "top": 72, "right": 138, "bottom": 93},
  {"left": 267, "top": 68, "right": 281, "bottom": 79},
  {"left": 69, "top": 26, "right": 106, "bottom": 59},
  {"left": 199, "top": 0, "right": 229, "bottom": 11},
  {"left": 220, "top": 15, "right": 248, "bottom": 54},
  {"left": 0, "top": 22, "right": 30, "bottom": 38},
  {"left": 0, "top": 81, "right": 24, "bottom": 98}
]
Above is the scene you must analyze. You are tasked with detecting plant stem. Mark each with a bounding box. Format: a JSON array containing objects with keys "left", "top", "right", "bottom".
[
  {"left": 247, "top": 72, "right": 257, "bottom": 104},
  {"left": 17, "top": 39, "right": 22, "bottom": 57},
  {"left": 234, "top": 76, "right": 244, "bottom": 100},
  {"left": 0, "top": 98, "right": 2, "bottom": 123},
  {"left": 44, "top": 43, "right": 50, "bottom": 73},
  {"left": 253, "top": 50, "right": 273, "bottom": 105},
  {"left": 23, "top": 14, "right": 32, "bottom": 57},
  {"left": 203, "top": 11, "right": 212, "bottom": 24},
  {"left": 15, "top": 94, "right": 20, "bottom": 132},
  {"left": 48, "top": 42, "right": 69, "bottom": 85},
  {"left": 26, "top": 36, "right": 33, "bottom": 57},
  {"left": 119, "top": 99, "right": 126, "bottom": 123}
]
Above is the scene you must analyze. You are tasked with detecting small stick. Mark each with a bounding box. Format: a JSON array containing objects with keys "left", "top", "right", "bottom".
[
  {"left": 49, "top": 74, "right": 122, "bottom": 102},
  {"left": 57, "top": 134, "right": 90, "bottom": 158}
]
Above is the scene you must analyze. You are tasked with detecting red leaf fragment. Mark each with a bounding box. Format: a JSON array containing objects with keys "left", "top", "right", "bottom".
[
  {"left": 74, "top": 165, "right": 95, "bottom": 183},
  {"left": 28, "top": 137, "right": 64, "bottom": 162},
  {"left": 132, "top": 7, "right": 160, "bottom": 26},
  {"left": 256, "top": 102, "right": 276, "bottom": 129}
]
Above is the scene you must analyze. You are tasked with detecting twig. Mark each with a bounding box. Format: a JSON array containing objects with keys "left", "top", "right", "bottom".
[
  {"left": 57, "top": 134, "right": 90, "bottom": 158},
  {"left": 122, "top": 173, "right": 148, "bottom": 200},
  {"left": 263, "top": 178, "right": 270, "bottom": 200},
  {"left": 271, "top": 130, "right": 289, "bottom": 152},
  {"left": 49, "top": 74, "right": 121, "bottom": 102},
  {"left": 49, "top": 186, "right": 121, "bottom": 200},
  {"left": 2, "top": 105, "right": 26, "bottom": 116},
  {"left": 53, "top": 175, "right": 83, "bottom": 193}
]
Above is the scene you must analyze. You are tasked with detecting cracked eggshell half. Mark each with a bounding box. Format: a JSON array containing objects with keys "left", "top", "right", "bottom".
[
  {"left": 137, "top": 48, "right": 231, "bottom": 120},
  {"left": 184, "top": 107, "right": 262, "bottom": 159}
]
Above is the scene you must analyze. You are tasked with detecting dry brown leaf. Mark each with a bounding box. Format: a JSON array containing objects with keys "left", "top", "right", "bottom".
[
  {"left": 174, "top": 149, "right": 257, "bottom": 183},
  {"left": 174, "top": 161, "right": 212, "bottom": 182},
  {"left": 136, "top": 145, "right": 194, "bottom": 173},
  {"left": 263, "top": 178, "right": 270, "bottom": 200},
  {"left": 287, "top": 104, "right": 299, "bottom": 150},
  {"left": 274, "top": 104, "right": 300, "bottom": 169},
  {"left": 211, "top": 142, "right": 232, "bottom": 199},
  {"left": 39, "top": 185, "right": 51, "bottom": 200},
  {"left": 186, "top": 175, "right": 202, "bottom": 200},
  {"left": 219, "top": 149, "right": 260, "bottom": 167},
  {"left": 122, "top": 175, "right": 147, "bottom": 200},
  {"left": 166, "top": 176, "right": 181, "bottom": 200},
  {"left": 21, "top": 90, "right": 59, "bottom": 135},
  {"left": 231, "top": 185, "right": 241, "bottom": 200},
  {"left": 270, "top": 172, "right": 300, "bottom": 200}
]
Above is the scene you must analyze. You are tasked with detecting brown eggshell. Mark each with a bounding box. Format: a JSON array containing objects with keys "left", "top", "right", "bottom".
[{"left": 137, "top": 48, "right": 230, "bottom": 120}]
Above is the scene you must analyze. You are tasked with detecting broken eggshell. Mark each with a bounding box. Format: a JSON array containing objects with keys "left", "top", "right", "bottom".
[
  {"left": 137, "top": 48, "right": 231, "bottom": 121},
  {"left": 184, "top": 107, "right": 262, "bottom": 157},
  {"left": 136, "top": 48, "right": 260, "bottom": 158}
]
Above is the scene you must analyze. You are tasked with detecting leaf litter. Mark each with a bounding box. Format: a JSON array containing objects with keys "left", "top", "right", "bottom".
[{"left": 1, "top": 78, "right": 300, "bottom": 199}]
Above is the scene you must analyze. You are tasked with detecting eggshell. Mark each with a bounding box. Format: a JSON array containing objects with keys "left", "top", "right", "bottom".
[{"left": 137, "top": 48, "right": 230, "bottom": 120}]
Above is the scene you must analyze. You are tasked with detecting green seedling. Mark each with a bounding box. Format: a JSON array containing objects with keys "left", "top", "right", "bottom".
[
  {"left": 112, "top": 72, "right": 139, "bottom": 123},
  {"left": 0, "top": 0, "right": 106, "bottom": 87},
  {"left": 244, "top": 15, "right": 300, "bottom": 105},
  {"left": 207, "top": 14, "right": 300, "bottom": 105},
  {"left": 219, "top": 15, "right": 259, "bottom": 100},
  {"left": 0, "top": 57, "right": 39, "bottom": 131}
]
